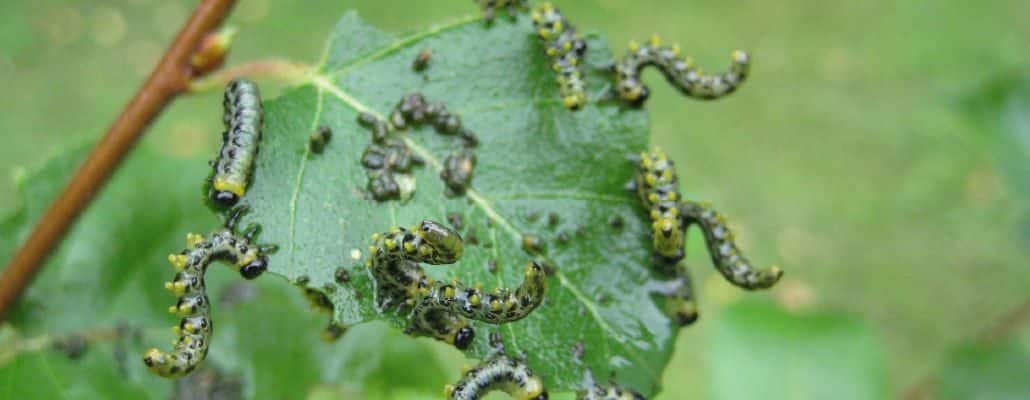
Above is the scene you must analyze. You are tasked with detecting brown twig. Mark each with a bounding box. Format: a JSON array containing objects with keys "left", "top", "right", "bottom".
[{"left": 0, "top": 0, "right": 238, "bottom": 321}]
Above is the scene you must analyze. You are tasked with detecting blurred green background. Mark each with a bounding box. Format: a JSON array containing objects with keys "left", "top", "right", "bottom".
[{"left": 1, "top": 0, "right": 1028, "bottom": 399}]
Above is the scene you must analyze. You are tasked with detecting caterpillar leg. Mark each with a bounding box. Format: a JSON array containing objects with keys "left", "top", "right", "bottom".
[
  {"left": 678, "top": 200, "right": 783, "bottom": 289},
  {"left": 445, "top": 354, "right": 548, "bottom": 400}
]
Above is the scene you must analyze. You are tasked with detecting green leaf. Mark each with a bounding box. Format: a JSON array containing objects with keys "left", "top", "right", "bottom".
[
  {"left": 0, "top": 145, "right": 449, "bottom": 399},
  {"left": 707, "top": 301, "right": 888, "bottom": 400},
  {"left": 240, "top": 11, "right": 675, "bottom": 393}
]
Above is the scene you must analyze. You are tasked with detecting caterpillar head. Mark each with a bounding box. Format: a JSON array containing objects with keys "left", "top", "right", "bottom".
[
  {"left": 454, "top": 326, "right": 475, "bottom": 350},
  {"left": 210, "top": 189, "right": 240, "bottom": 209},
  {"left": 239, "top": 256, "right": 268, "bottom": 279},
  {"left": 415, "top": 220, "right": 464, "bottom": 263},
  {"left": 652, "top": 217, "right": 685, "bottom": 262}
]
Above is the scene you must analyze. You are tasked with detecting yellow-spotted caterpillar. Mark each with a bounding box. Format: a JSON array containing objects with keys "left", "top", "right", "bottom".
[
  {"left": 532, "top": 2, "right": 588, "bottom": 111},
  {"left": 475, "top": 0, "right": 528, "bottom": 21},
  {"left": 630, "top": 148, "right": 783, "bottom": 289},
  {"left": 366, "top": 221, "right": 546, "bottom": 349},
  {"left": 629, "top": 148, "right": 687, "bottom": 262},
  {"left": 613, "top": 35, "right": 750, "bottom": 106},
  {"left": 578, "top": 384, "right": 645, "bottom": 400},
  {"left": 143, "top": 207, "right": 276, "bottom": 378},
  {"left": 445, "top": 353, "right": 548, "bottom": 400},
  {"left": 678, "top": 200, "right": 782, "bottom": 289},
  {"left": 208, "top": 79, "right": 263, "bottom": 209}
]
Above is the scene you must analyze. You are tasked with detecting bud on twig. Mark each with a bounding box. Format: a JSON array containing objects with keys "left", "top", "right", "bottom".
[{"left": 190, "top": 26, "right": 237, "bottom": 77}]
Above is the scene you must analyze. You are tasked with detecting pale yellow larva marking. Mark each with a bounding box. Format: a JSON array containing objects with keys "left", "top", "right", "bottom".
[{"left": 350, "top": 249, "right": 361, "bottom": 260}]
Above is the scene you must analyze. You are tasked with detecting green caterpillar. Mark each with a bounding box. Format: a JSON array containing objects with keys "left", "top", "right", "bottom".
[
  {"left": 678, "top": 200, "right": 782, "bottom": 289},
  {"left": 209, "top": 79, "right": 263, "bottom": 209},
  {"left": 475, "top": 0, "right": 528, "bottom": 21},
  {"left": 613, "top": 35, "right": 750, "bottom": 106},
  {"left": 578, "top": 384, "right": 645, "bottom": 400},
  {"left": 630, "top": 148, "right": 687, "bottom": 262},
  {"left": 445, "top": 354, "right": 549, "bottom": 400},
  {"left": 143, "top": 207, "right": 275, "bottom": 378},
  {"left": 366, "top": 221, "right": 546, "bottom": 349},
  {"left": 532, "top": 2, "right": 588, "bottom": 110}
]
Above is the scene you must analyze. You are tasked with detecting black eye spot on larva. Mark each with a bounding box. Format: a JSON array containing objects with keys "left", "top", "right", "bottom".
[
  {"left": 239, "top": 258, "right": 267, "bottom": 280},
  {"left": 211, "top": 191, "right": 238, "bottom": 209},
  {"left": 608, "top": 215, "right": 624, "bottom": 229},
  {"left": 454, "top": 327, "right": 475, "bottom": 350}
]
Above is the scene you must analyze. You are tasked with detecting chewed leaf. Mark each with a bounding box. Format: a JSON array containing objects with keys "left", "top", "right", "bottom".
[{"left": 240, "top": 11, "right": 679, "bottom": 393}]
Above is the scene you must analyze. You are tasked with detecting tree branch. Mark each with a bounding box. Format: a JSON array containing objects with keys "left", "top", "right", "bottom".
[{"left": 0, "top": 0, "right": 238, "bottom": 321}]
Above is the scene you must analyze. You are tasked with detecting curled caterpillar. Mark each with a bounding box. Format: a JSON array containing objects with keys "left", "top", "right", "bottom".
[
  {"left": 578, "top": 384, "right": 646, "bottom": 400},
  {"left": 445, "top": 354, "right": 548, "bottom": 400},
  {"left": 629, "top": 148, "right": 686, "bottom": 263},
  {"left": 532, "top": 3, "right": 588, "bottom": 110},
  {"left": 143, "top": 207, "right": 276, "bottom": 378},
  {"left": 441, "top": 149, "right": 477, "bottom": 195},
  {"left": 678, "top": 200, "right": 783, "bottom": 289},
  {"left": 209, "top": 79, "right": 263, "bottom": 209},
  {"left": 367, "top": 221, "right": 546, "bottom": 349},
  {"left": 475, "top": 0, "right": 528, "bottom": 21},
  {"left": 613, "top": 35, "right": 750, "bottom": 106}
]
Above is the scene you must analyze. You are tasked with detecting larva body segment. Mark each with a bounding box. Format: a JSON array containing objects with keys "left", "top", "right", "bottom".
[
  {"left": 210, "top": 79, "right": 263, "bottom": 209},
  {"left": 678, "top": 200, "right": 783, "bottom": 289},
  {"left": 445, "top": 354, "right": 549, "bottom": 400},
  {"left": 631, "top": 148, "right": 687, "bottom": 262},
  {"left": 143, "top": 208, "right": 274, "bottom": 378},
  {"left": 532, "top": 2, "right": 588, "bottom": 110},
  {"left": 614, "top": 35, "right": 749, "bottom": 106}
]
